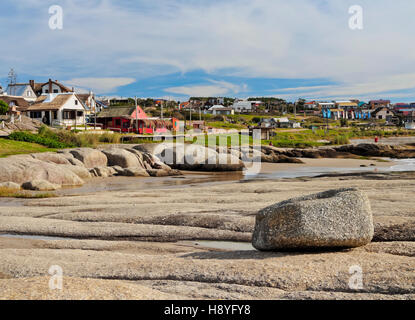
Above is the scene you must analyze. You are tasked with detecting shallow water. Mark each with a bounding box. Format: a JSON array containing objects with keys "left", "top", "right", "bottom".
[
  {"left": 243, "top": 159, "right": 415, "bottom": 180},
  {"left": 58, "top": 172, "right": 244, "bottom": 196},
  {"left": 0, "top": 234, "right": 71, "bottom": 241},
  {"left": 183, "top": 240, "right": 255, "bottom": 251}
]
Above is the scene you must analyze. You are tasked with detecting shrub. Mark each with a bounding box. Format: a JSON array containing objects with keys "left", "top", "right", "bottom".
[
  {"left": 99, "top": 132, "right": 122, "bottom": 144},
  {"left": 0, "top": 100, "right": 9, "bottom": 115},
  {"left": 330, "top": 135, "right": 350, "bottom": 145},
  {"left": 8, "top": 131, "right": 69, "bottom": 149}
]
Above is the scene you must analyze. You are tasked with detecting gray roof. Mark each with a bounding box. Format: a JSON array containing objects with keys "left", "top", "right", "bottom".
[{"left": 6, "top": 84, "right": 31, "bottom": 96}]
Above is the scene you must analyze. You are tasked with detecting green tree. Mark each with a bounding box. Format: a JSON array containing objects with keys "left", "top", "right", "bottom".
[{"left": 0, "top": 100, "right": 9, "bottom": 115}]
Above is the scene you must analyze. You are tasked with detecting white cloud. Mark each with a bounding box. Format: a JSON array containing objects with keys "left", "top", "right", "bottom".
[
  {"left": 271, "top": 73, "right": 415, "bottom": 101},
  {"left": 1, "top": 0, "right": 415, "bottom": 98},
  {"left": 164, "top": 80, "right": 247, "bottom": 97},
  {"left": 63, "top": 77, "right": 136, "bottom": 94}
]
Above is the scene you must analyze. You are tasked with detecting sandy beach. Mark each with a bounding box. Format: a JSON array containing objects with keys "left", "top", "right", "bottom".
[{"left": 0, "top": 157, "right": 414, "bottom": 300}]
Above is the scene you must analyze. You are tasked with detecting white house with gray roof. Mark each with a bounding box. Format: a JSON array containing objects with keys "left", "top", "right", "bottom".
[{"left": 4, "top": 84, "right": 37, "bottom": 102}]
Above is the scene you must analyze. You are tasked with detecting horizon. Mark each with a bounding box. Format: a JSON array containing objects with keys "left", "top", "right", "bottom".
[{"left": 1, "top": 1, "right": 415, "bottom": 103}]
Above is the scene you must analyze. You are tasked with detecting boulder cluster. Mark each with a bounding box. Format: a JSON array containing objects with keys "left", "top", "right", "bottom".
[{"left": 0, "top": 146, "right": 182, "bottom": 191}]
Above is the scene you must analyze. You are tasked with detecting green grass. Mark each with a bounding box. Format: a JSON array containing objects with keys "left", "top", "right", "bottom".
[
  {"left": 0, "top": 187, "right": 57, "bottom": 199},
  {"left": 0, "top": 138, "right": 56, "bottom": 158},
  {"left": 207, "top": 121, "right": 246, "bottom": 130}
]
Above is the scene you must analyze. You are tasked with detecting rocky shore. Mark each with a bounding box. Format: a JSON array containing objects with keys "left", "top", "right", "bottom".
[
  {"left": 0, "top": 169, "right": 414, "bottom": 300},
  {"left": 1, "top": 142, "right": 415, "bottom": 191}
]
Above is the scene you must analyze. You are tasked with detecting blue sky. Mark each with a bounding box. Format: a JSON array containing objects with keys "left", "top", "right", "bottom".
[{"left": 1, "top": 0, "right": 415, "bottom": 102}]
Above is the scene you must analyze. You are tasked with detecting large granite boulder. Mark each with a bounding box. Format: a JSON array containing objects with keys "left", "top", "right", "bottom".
[
  {"left": 252, "top": 188, "right": 374, "bottom": 251},
  {"left": 60, "top": 165, "right": 91, "bottom": 179},
  {"left": 0, "top": 156, "right": 84, "bottom": 187},
  {"left": 31, "top": 153, "right": 71, "bottom": 165},
  {"left": 102, "top": 148, "right": 142, "bottom": 168},
  {"left": 69, "top": 148, "right": 108, "bottom": 169},
  {"left": 136, "top": 143, "right": 245, "bottom": 171}
]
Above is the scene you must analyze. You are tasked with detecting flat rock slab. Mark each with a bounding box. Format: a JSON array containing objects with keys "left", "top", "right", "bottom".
[{"left": 253, "top": 188, "right": 374, "bottom": 250}]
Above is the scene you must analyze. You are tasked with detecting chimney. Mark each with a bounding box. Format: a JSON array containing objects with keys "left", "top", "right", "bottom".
[
  {"left": 48, "top": 79, "right": 52, "bottom": 94},
  {"left": 29, "top": 80, "right": 35, "bottom": 90}
]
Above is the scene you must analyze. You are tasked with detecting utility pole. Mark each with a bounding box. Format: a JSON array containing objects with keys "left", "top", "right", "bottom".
[
  {"left": 135, "top": 96, "right": 138, "bottom": 134},
  {"left": 7, "top": 68, "right": 17, "bottom": 96}
]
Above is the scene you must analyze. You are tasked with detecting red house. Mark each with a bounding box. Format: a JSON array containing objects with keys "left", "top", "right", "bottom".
[{"left": 96, "top": 106, "right": 179, "bottom": 134}]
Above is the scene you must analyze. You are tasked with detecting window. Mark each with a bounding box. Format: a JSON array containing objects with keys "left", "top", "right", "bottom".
[
  {"left": 30, "top": 111, "right": 42, "bottom": 118},
  {"left": 115, "top": 119, "right": 121, "bottom": 126},
  {"left": 77, "top": 111, "right": 83, "bottom": 117},
  {"left": 53, "top": 89, "right": 59, "bottom": 93},
  {"left": 27, "top": 91, "right": 31, "bottom": 97},
  {"left": 75, "top": 100, "right": 78, "bottom": 105},
  {"left": 45, "top": 90, "right": 49, "bottom": 93},
  {"left": 63, "top": 111, "right": 76, "bottom": 119}
]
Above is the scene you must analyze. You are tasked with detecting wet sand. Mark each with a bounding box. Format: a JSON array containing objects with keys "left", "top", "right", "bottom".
[{"left": 0, "top": 158, "right": 414, "bottom": 300}]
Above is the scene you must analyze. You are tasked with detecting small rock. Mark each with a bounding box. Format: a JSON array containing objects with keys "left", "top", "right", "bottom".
[
  {"left": 122, "top": 168, "right": 150, "bottom": 177},
  {"left": 22, "top": 180, "right": 61, "bottom": 191}
]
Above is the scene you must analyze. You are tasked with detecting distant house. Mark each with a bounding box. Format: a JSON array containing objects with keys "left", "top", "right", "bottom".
[
  {"left": 335, "top": 101, "right": 358, "bottom": 110},
  {"left": 317, "top": 102, "right": 336, "bottom": 110},
  {"left": 206, "top": 105, "right": 234, "bottom": 116},
  {"left": 25, "top": 93, "right": 86, "bottom": 127},
  {"left": 259, "top": 117, "right": 301, "bottom": 129},
  {"left": 77, "top": 92, "right": 98, "bottom": 115},
  {"left": 371, "top": 107, "right": 396, "bottom": 122},
  {"left": 304, "top": 101, "right": 317, "bottom": 109},
  {"left": 207, "top": 97, "right": 225, "bottom": 105},
  {"left": 29, "top": 79, "right": 73, "bottom": 96},
  {"left": 4, "top": 83, "right": 37, "bottom": 102},
  {"left": 0, "top": 96, "right": 30, "bottom": 113},
  {"left": 191, "top": 120, "right": 205, "bottom": 130},
  {"left": 96, "top": 106, "right": 180, "bottom": 134},
  {"left": 179, "top": 102, "right": 190, "bottom": 110},
  {"left": 369, "top": 100, "right": 390, "bottom": 109},
  {"left": 403, "top": 111, "right": 415, "bottom": 130},
  {"left": 231, "top": 100, "right": 262, "bottom": 113}
]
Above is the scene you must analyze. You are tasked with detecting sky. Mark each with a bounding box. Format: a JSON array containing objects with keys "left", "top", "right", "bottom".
[{"left": 1, "top": 0, "right": 415, "bottom": 102}]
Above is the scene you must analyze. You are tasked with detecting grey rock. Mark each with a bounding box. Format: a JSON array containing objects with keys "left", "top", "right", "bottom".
[
  {"left": 252, "top": 188, "right": 374, "bottom": 250},
  {"left": 70, "top": 148, "right": 108, "bottom": 169},
  {"left": 31, "top": 153, "right": 71, "bottom": 165},
  {"left": 92, "top": 167, "right": 116, "bottom": 178},
  {"left": 137, "top": 143, "right": 244, "bottom": 172},
  {"left": 0, "top": 182, "right": 21, "bottom": 189},
  {"left": 22, "top": 180, "right": 61, "bottom": 191},
  {"left": 0, "top": 156, "right": 84, "bottom": 186},
  {"left": 121, "top": 168, "right": 151, "bottom": 177},
  {"left": 102, "top": 148, "right": 142, "bottom": 169},
  {"left": 59, "top": 165, "right": 91, "bottom": 179}
]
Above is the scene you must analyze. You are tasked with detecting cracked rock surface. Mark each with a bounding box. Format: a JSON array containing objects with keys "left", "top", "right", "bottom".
[{"left": 0, "top": 172, "right": 414, "bottom": 300}]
